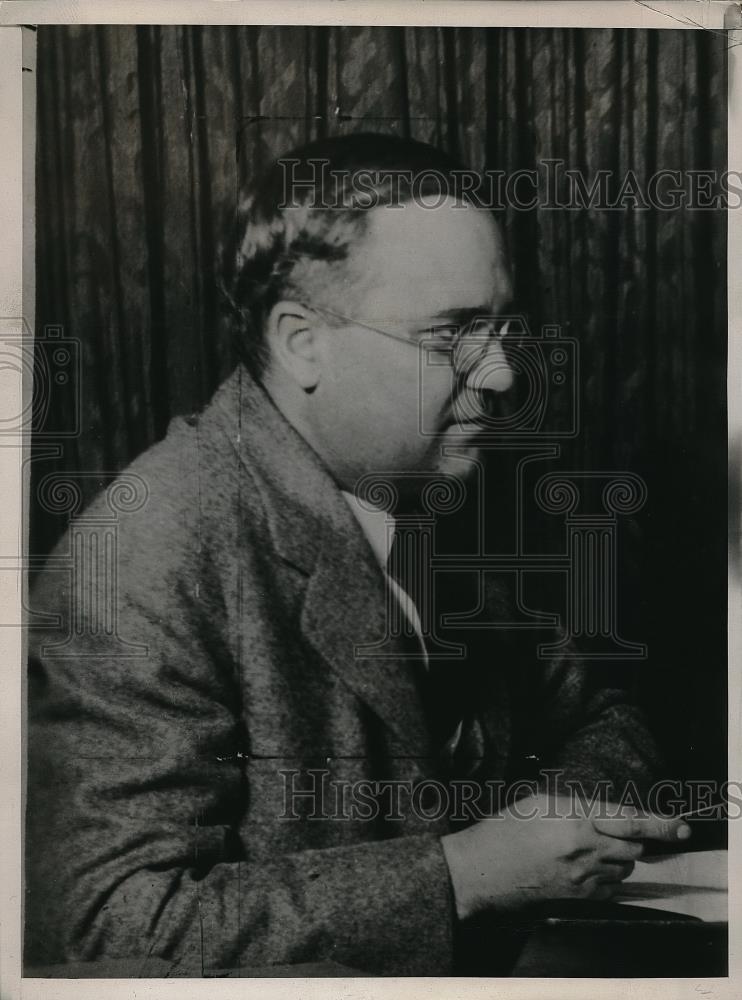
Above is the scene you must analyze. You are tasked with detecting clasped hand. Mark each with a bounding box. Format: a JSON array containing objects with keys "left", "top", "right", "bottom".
[{"left": 441, "top": 793, "right": 692, "bottom": 920}]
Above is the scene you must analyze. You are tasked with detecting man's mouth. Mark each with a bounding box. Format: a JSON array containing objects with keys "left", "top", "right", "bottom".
[{"left": 440, "top": 417, "right": 487, "bottom": 434}]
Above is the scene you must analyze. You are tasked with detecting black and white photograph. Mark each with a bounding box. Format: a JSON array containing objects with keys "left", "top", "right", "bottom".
[{"left": 1, "top": 1, "right": 739, "bottom": 991}]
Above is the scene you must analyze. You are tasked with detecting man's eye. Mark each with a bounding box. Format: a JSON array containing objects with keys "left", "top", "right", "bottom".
[{"left": 427, "top": 326, "right": 459, "bottom": 348}]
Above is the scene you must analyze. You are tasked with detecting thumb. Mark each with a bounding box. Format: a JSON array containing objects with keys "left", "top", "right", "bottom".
[{"left": 592, "top": 813, "right": 692, "bottom": 843}]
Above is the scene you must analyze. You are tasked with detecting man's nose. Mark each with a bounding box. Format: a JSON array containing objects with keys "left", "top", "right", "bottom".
[{"left": 463, "top": 335, "right": 515, "bottom": 395}]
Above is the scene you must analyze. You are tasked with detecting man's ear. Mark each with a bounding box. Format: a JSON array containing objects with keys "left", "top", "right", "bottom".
[{"left": 265, "top": 301, "right": 324, "bottom": 391}]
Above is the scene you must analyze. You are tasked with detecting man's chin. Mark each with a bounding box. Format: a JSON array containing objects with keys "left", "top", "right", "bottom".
[{"left": 431, "top": 438, "right": 482, "bottom": 480}]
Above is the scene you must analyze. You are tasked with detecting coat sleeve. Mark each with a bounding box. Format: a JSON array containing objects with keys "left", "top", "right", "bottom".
[
  {"left": 25, "top": 502, "right": 455, "bottom": 977},
  {"left": 482, "top": 578, "right": 663, "bottom": 800},
  {"left": 536, "top": 649, "right": 662, "bottom": 798},
  {"left": 506, "top": 632, "right": 663, "bottom": 801}
]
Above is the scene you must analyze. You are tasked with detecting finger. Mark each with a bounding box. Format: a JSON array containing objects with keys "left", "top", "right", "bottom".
[
  {"left": 580, "top": 876, "right": 619, "bottom": 901},
  {"left": 597, "top": 860, "right": 636, "bottom": 883},
  {"left": 592, "top": 813, "right": 692, "bottom": 843},
  {"left": 577, "top": 858, "right": 635, "bottom": 886},
  {"left": 597, "top": 838, "right": 644, "bottom": 863}
]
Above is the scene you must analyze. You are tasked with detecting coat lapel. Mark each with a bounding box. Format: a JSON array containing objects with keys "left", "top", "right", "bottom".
[
  {"left": 300, "top": 514, "right": 435, "bottom": 760},
  {"left": 211, "top": 366, "right": 435, "bottom": 761}
]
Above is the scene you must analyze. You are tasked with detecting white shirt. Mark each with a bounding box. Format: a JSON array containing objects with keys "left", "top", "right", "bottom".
[
  {"left": 342, "top": 492, "right": 465, "bottom": 755},
  {"left": 341, "top": 491, "right": 427, "bottom": 662},
  {"left": 343, "top": 492, "right": 465, "bottom": 756}
]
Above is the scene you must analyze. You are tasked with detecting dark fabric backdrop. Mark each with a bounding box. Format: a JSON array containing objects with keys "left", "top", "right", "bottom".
[{"left": 32, "top": 26, "right": 727, "bottom": 784}]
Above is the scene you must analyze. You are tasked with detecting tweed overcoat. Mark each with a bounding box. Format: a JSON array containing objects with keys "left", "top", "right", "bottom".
[{"left": 25, "top": 366, "right": 659, "bottom": 975}]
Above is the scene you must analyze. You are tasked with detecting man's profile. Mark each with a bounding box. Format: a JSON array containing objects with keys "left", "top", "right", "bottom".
[{"left": 25, "top": 133, "right": 688, "bottom": 977}]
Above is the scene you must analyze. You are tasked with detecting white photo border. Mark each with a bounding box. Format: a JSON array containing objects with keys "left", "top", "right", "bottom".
[{"left": 0, "top": 3, "right": 739, "bottom": 999}]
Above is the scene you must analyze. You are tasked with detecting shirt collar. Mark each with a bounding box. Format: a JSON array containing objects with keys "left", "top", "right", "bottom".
[{"left": 341, "top": 491, "right": 396, "bottom": 568}]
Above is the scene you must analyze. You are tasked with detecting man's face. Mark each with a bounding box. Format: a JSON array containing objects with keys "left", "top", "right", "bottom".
[{"left": 308, "top": 196, "right": 514, "bottom": 497}]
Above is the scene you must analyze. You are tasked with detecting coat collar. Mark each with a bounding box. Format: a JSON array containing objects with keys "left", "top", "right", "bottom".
[
  {"left": 211, "top": 365, "right": 338, "bottom": 575},
  {"left": 209, "top": 366, "right": 435, "bottom": 759}
]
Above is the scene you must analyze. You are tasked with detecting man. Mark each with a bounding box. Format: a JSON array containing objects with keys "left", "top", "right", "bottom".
[{"left": 25, "top": 134, "right": 687, "bottom": 977}]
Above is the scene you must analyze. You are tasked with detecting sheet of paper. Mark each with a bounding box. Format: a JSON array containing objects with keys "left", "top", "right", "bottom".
[{"left": 615, "top": 849, "right": 727, "bottom": 921}]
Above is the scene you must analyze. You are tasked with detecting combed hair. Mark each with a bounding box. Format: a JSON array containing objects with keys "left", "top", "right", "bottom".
[{"left": 218, "top": 132, "right": 472, "bottom": 379}]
